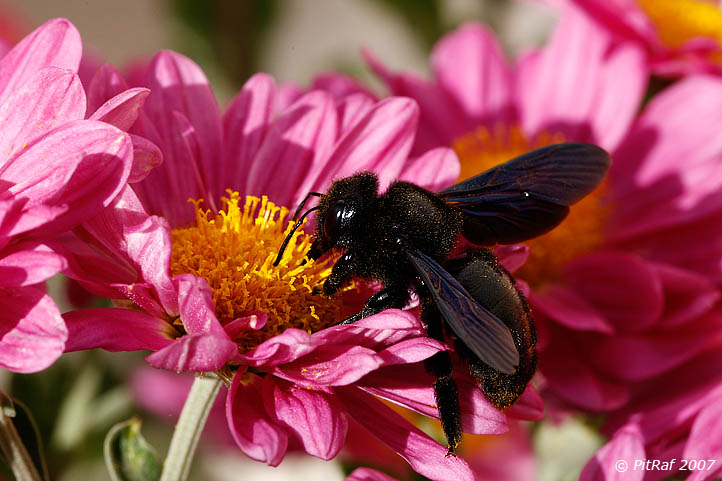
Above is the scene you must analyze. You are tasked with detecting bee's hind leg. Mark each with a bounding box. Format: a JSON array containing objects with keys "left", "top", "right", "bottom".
[{"left": 421, "top": 297, "right": 463, "bottom": 455}]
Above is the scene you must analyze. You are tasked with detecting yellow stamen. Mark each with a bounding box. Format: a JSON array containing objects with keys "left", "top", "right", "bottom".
[
  {"left": 170, "top": 192, "right": 342, "bottom": 352},
  {"left": 639, "top": 0, "right": 722, "bottom": 53},
  {"left": 452, "top": 124, "right": 609, "bottom": 287}
]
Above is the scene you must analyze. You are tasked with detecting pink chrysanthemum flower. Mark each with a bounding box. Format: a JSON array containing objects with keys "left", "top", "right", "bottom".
[
  {"left": 567, "top": 0, "right": 722, "bottom": 76},
  {"left": 361, "top": 8, "right": 722, "bottom": 478},
  {"left": 0, "top": 18, "right": 145, "bottom": 373},
  {"left": 60, "top": 51, "right": 542, "bottom": 479}
]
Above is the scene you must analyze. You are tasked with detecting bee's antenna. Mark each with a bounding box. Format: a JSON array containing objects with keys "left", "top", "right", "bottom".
[
  {"left": 292, "top": 192, "right": 322, "bottom": 221},
  {"left": 273, "top": 205, "right": 321, "bottom": 267}
]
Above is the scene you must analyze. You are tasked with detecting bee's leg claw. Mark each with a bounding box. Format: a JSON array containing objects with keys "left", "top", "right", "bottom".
[
  {"left": 312, "top": 286, "right": 323, "bottom": 295},
  {"left": 445, "top": 446, "right": 457, "bottom": 458}
]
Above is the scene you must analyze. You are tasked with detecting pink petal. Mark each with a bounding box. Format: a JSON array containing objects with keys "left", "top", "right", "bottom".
[
  {"left": 273, "top": 345, "right": 382, "bottom": 387},
  {"left": 88, "top": 87, "right": 150, "bottom": 131},
  {"left": 223, "top": 73, "right": 275, "bottom": 192},
  {"left": 3, "top": 120, "right": 133, "bottom": 238},
  {"left": 0, "top": 68, "right": 86, "bottom": 168},
  {"left": 651, "top": 262, "right": 720, "bottom": 329},
  {"left": 0, "top": 18, "right": 82, "bottom": 106},
  {"left": 133, "top": 110, "right": 206, "bottom": 226},
  {"left": 562, "top": 251, "right": 663, "bottom": 334},
  {"left": 494, "top": 244, "right": 529, "bottom": 273},
  {"left": 172, "top": 273, "right": 228, "bottom": 338},
  {"left": 311, "top": 72, "right": 377, "bottom": 101},
  {"left": 540, "top": 334, "right": 629, "bottom": 411},
  {"left": 346, "top": 468, "right": 399, "bottom": 481},
  {"left": 318, "top": 97, "right": 419, "bottom": 192},
  {"left": 263, "top": 379, "right": 348, "bottom": 460},
  {"left": 127, "top": 134, "right": 163, "bottom": 183},
  {"left": 431, "top": 22, "right": 514, "bottom": 127},
  {"left": 143, "top": 50, "right": 223, "bottom": 201},
  {"left": 589, "top": 313, "right": 722, "bottom": 382},
  {"left": 579, "top": 424, "right": 645, "bottom": 481},
  {"left": 245, "top": 90, "right": 338, "bottom": 208},
  {"left": 531, "top": 286, "right": 615, "bottom": 334},
  {"left": 63, "top": 307, "right": 174, "bottom": 352},
  {"left": 516, "top": 7, "right": 646, "bottom": 151},
  {"left": 124, "top": 214, "right": 176, "bottom": 314},
  {"left": 363, "top": 49, "right": 463, "bottom": 150},
  {"left": 338, "top": 93, "right": 375, "bottom": 135},
  {"left": 86, "top": 63, "right": 130, "bottom": 115},
  {"left": 0, "top": 241, "right": 67, "bottom": 286},
  {"left": 0, "top": 285, "right": 67, "bottom": 373},
  {"left": 337, "top": 386, "right": 476, "bottom": 481},
  {"left": 684, "top": 398, "right": 722, "bottom": 461},
  {"left": 226, "top": 371, "right": 288, "bottom": 466},
  {"left": 505, "top": 385, "right": 545, "bottom": 421},
  {"left": 398, "top": 148, "right": 460, "bottom": 192},
  {"left": 609, "top": 75, "right": 722, "bottom": 239}
]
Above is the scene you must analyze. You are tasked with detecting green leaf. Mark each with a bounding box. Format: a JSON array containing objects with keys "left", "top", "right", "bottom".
[{"left": 104, "top": 418, "right": 161, "bottom": 481}]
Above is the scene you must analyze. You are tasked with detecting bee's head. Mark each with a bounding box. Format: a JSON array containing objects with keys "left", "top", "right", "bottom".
[
  {"left": 273, "top": 172, "right": 378, "bottom": 266},
  {"left": 315, "top": 172, "right": 378, "bottom": 249}
]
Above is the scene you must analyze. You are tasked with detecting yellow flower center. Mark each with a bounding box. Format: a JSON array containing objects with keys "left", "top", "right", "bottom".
[
  {"left": 638, "top": 0, "right": 722, "bottom": 52},
  {"left": 170, "top": 192, "right": 342, "bottom": 352},
  {"left": 452, "top": 124, "right": 609, "bottom": 287}
]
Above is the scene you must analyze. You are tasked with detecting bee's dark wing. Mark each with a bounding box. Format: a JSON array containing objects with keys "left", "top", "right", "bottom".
[
  {"left": 439, "top": 142, "right": 611, "bottom": 245},
  {"left": 407, "top": 249, "right": 519, "bottom": 374}
]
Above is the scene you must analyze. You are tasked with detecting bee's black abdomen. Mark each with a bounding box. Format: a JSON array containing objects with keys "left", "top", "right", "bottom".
[{"left": 447, "top": 250, "right": 537, "bottom": 408}]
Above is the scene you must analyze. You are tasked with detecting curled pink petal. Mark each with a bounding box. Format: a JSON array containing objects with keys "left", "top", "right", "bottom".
[
  {"left": 0, "top": 286, "right": 67, "bottom": 373},
  {"left": 145, "top": 333, "right": 237, "bottom": 372},
  {"left": 263, "top": 379, "right": 348, "bottom": 460},
  {"left": 127, "top": 134, "right": 163, "bottom": 183},
  {"left": 226, "top": 372, "right": 288, "bottom": 466},
  {"left": 238, "top": 328, "right": 319, "bottom": 367},
  {"left": 88, "top": 87, "right": 150, "bottom": 131},
  {"left": 224, "top": 311, "right": 268, "bottom": 340},
  {"left": 375, "top": 337, "right": 446, "bottom": 366}
]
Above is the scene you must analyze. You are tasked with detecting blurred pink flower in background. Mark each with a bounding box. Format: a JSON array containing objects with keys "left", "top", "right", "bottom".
[
  {"left": 568, "top": 0, "right": 722, "bottom": 76},
  {"left": 58, "top": 50, "right": 543, "bottom": 479},
  {"left": 0, "top": 18, "right": 139, "bottom": 373}
]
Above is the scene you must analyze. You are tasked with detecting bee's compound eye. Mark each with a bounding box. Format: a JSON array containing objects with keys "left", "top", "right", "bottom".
[{"left": 324, "top": 200, "right": 355, "bottom": 240}]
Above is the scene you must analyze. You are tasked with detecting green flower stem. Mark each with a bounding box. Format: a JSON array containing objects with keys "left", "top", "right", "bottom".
[
  {"left": 0, "top": 404, "right": 42, "bottom": 481},
  {"left": 159, "top": 374, "right": 223, "bottom": 481}
]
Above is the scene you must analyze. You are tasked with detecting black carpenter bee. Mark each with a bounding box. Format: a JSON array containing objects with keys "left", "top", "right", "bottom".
[{"left": 274, "top": 142, "right": 611, "bottom": 454}]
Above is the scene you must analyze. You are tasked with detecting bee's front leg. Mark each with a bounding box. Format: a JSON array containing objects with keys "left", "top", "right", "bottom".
[{"left": 338, "top": 284, "right": 411, "bottom": 325}]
